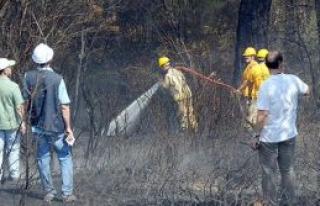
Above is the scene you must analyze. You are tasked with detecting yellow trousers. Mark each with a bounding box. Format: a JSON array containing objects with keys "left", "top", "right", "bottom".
[
  {"left": 245, "top": 99, "right": 257, "bottom": 131},
  {"left": 176, "top": 98, "right": 198, "bottom": 132}
]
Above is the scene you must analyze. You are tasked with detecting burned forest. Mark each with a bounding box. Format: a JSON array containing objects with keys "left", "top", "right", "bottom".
[{"left": 0, "top": 0, "right": 320, "bottom": 205}]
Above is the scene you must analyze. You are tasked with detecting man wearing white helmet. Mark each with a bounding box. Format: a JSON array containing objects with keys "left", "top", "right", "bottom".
[
  {"left": 0, "top": 58, "right": 25, "bottom": 181},
  {"left": 23, "top": 43, "right": 76, "bottom": 202}
]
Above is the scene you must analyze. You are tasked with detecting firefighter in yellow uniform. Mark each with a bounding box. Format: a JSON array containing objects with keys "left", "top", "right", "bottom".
[
  {"left": 251, "top": 48, "right": 269, "bottom": 99},
  {"left": 248, "top": 48, "right": 270, "bottom": 131},
  {"left": 158, "top": 56, "right": 198, "bottom": 132},
  {"left": 236, "top": 47, "right": 258, "bottom": 131}
]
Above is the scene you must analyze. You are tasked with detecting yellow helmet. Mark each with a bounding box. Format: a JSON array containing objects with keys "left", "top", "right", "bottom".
[
  {"left": 257, "top": 48, "right": 268, "bottom": 58},
  {"left": 158, "top": 56, "right": 170, "bottom": 67},
  {"left": 243, "top": 47, "right": 256, "bottom": 56}
]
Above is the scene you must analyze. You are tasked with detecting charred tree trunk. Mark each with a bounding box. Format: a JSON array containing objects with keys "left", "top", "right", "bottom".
[
  {"left": 233, "top": 0, "right": 272, "bottom": 85},
  {"left": 314, "top": 0, "right": 320, "bottom": 107},
  {"left": 316, "top": 0, "right": 320, "bottom": 34}
]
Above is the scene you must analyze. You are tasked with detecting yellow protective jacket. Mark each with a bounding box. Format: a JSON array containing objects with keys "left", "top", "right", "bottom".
[
  {"left": 250, "top": 62, "right": 270, "bottom": 99},
  {"left": 160, "top": 67, "right": 192, "bottom": 101},
  {"left": 241, "top": 60, "right": 258, "bottom": 97}
]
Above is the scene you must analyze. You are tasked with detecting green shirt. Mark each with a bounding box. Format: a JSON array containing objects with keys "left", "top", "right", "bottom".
[{"left": 0, "top": 77, "right": 24, "bottom": 129}]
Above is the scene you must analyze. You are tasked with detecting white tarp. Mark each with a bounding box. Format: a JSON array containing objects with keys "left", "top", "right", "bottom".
[{"left": 106, "top": 83, "right": 159, "bottom": 136}]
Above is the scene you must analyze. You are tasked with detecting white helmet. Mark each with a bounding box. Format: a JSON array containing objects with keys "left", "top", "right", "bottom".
[
  {"left": 32, "top": 43, "right": 54, "bottom": 64},
  {"left": 0, "top": 58, "right": 16, "bottom": 70}
]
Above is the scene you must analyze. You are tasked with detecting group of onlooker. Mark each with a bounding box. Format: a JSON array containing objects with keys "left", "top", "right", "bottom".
[{"left": 0, "top": 43, "right": 76, "bottom": 202}]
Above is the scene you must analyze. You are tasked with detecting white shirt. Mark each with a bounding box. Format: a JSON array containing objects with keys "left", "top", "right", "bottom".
[{"left": 257, "top": 74, "right": 308, "bottom": 143}]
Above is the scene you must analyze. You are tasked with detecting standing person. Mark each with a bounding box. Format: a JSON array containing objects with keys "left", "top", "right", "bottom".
[
  {"left": 246, "top": 48, "right": 270, "bottom": 125},
  {"left": 236, "top": 47, "right": 258, "bottom": 131},
  {"left": 158, "top": 56, "right": 198, "bottom": 132},
  {"left": 251, "top": 48, "right": 270, "bottom": 97},
  {"left": 23, "top": 43, "right": 76, "bottom": 202},
  {"left": 0, "top": 58, "right": 25, "bottom": 181},
  {"left": 252, "top": 51, "right": 310, "bottom": 206}
]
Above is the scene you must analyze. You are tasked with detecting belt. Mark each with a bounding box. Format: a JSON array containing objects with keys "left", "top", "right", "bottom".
[{"left": 245, "top": 96, "right": 257, "bottom": 101}]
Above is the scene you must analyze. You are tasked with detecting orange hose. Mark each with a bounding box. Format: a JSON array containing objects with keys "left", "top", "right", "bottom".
[
  {"left": 175, "top": 66, "right": 237, "bottom": 92},
  {"left": 175, "top": 66, "right": 245, "bottom": 123}
]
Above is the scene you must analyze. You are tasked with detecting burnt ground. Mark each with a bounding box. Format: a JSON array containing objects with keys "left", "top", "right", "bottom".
[{"left": 0, "top": 120, "right": 320, "bottom": 206}]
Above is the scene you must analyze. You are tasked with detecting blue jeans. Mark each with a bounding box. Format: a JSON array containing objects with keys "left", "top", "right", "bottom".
[
  {"left": 258, "top": 138, "right": 296, "bottom": 206},
  {"left": 34, "top": 132, "right": 74, "bottom": 197},
  {"left": 0, "top": 130, "right": 21, "bottom": 179}
]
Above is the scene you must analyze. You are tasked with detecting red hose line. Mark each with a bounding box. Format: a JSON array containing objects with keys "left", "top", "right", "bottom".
[
  {"left": 175, "top": 66, "right": 237, "bottom": 92},
  {"left": 175, "top": 66, "right": 245, "bottom": 122}
]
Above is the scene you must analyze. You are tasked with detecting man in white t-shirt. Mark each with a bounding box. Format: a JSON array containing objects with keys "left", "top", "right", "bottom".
[{"left": 252, "top": 51, "right": 310, "bottom": 206}]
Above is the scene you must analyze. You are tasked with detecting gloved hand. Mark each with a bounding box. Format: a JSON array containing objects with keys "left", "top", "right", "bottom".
[
  {"left": 173, "top": 94, "right": 181, "bottom": 101},
  {"left": 235, "top": 89, "right": 242, "bottom": 95}
]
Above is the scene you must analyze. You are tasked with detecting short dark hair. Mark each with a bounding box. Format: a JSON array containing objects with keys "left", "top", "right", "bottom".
[
  {"left": 38, "top": 60, "right": 52, "bottom": 68},
  {"left": 266, "top": 51, "right": 283, "bottom": 69}
]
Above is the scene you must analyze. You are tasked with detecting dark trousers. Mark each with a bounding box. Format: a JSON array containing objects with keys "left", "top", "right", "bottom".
[{"left": 258, "top": 138, "right": 296, "bottom": 206}]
